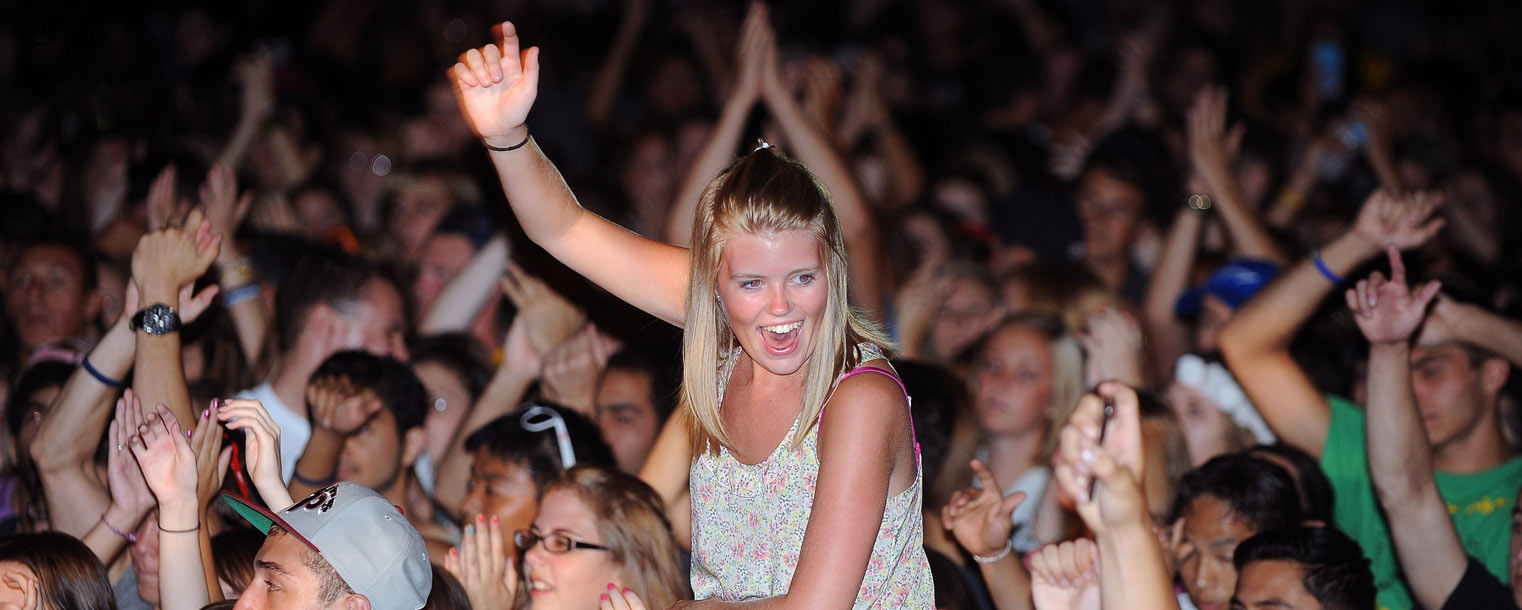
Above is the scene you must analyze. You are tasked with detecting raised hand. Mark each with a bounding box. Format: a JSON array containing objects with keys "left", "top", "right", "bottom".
[
  {"left": 1350, "top": 190, "right": 1445, "bottom": 253},
  {"left": 1053, "top": 382, "right": 1147, "bottom": 534},
  {"left": 729, "top": 0, "right": 772, "bottom": 104},
  {"left": 444, "top": 514, "right": 517, "bottom": 610},
  {"left": 1078, "top": 308, "right": 1145, "bottom": 388},
  {"left": 189, "top": 401, "right": 232, "bottom": 517},
  {"left": 500, "top": 262, "right": 587, "bottom": 356},
  {"left": 130, "top": 404, "right": 201, "bottom": 528},
  {"left": 234, "top": 51, "right": 276, "bottom": 122},
  {"left": 540, "top": 325, "right": 620, "bottom": 417},
  {"left": 1346, "top": 246, "right": 1441, "bottom": 346},
  {"left": 146, "top": 164, "right": 185, "bottom": 231},
  {"left": 1186, "top": 85, "right": 1245, "bottom": 183},
  {"left": 1030, "top": 538, "right": 1101, "bottom": 610},
  {"left": 305, "top": 375, "right": 384, "bottom": 435},
  {"left": 215, "top": 398, "right": 290, "bottom": 508},
  {"left": 450, "top": 21, "right": 540, "bottom": 148},
  {"left": 601, "top": 586, "right": 651, "bottom": 610},
  {"left": 939, "top": 459, "right": 1026, "bottom": 558},
  {"left": 199, "top": 165, "right": 254, "bottom": 252},
  {"left": 107, "top": 391, "right": 155, "bottom": 519},
  {"left": 131, "top": 208, "right": 223, "bottom": 305}
]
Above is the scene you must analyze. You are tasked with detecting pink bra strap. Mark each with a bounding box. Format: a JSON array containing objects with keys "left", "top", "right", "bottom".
[{"left": 839, "top": 367, "right": 910, "bottom": 404}]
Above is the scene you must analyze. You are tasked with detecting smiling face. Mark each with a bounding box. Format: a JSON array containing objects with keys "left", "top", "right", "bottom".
[
  {"left": 715, "top": 230, "right": 830, "bottom": 378},
  {"left": 522, "top": 489, "right": 623, "bottom": 610}
]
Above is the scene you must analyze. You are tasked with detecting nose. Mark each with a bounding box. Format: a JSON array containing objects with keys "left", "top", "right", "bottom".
[{"left": 768, "top": 285, "right": 790, "bottom": 316}]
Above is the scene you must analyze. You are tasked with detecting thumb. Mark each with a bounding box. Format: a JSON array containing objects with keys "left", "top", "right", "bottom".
[{"left": 998, "top": 491, "right": 1027, "bottom": 518}]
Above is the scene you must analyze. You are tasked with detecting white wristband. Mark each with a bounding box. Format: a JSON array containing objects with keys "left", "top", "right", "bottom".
[{"left": 972, "top": 541, "right": 1013, "bottom": 564}]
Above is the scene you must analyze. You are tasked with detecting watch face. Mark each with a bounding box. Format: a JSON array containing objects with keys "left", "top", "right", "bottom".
[{"left": 136, "top": 304, "right": 181, "bottom": 335}]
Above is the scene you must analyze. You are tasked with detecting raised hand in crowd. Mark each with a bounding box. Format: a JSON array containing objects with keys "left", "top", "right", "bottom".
[
  {"left": 540, "top": 324, "right": 621, "bottom": 417},
  {"left": 1078, "top": 307, "right": 1146, "bottom": 389},
  {"left": 940, "top": 459, "right": 1030, "bottom": 610},
  {"left": 1029, "top": 538, "right": 1100, "bottom": 610},
  {"left": 129, "top": 403, "right": 215, "bottom": 610},
  {"left": 131, "top": 207, "right": 223, "bottom": 426},
  {"left": 443, "top": 514, "right": 518, "bottom": 610},
  {"left": 289, "top": 373, "right": 384, "bottom": 497},
  {"left": 82, "top": 391, "right": 155, "bottom": 565},
  {"left": 215, "top": 398, "right": 293, "bottom": 509},
  {"left": 500, "top": 262, "right": 586, "bottom": 357}
]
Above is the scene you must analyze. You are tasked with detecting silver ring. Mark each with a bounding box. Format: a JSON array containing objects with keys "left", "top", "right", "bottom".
[{"left": 117, "top": 443, "right": 124, "bottom": 452}]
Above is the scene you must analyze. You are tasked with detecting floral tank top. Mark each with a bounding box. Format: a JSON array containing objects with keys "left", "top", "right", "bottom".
[{"left": 689, "top": 344, "right": 935, "bottom": 607}]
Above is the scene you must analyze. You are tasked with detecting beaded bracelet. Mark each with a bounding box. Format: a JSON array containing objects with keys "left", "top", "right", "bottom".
[{"left": 100, "top": 514, "right": 138, "bottom": 543}]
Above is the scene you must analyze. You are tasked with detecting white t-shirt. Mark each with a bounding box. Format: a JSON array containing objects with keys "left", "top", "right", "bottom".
[{"left": 237, "top": 381, "right": 311, "bottom": 484}]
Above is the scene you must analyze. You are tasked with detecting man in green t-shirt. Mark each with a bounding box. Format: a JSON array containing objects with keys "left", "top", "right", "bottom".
[{"left": 1220, "top": 191, "right": 1522, "bottom": 610}]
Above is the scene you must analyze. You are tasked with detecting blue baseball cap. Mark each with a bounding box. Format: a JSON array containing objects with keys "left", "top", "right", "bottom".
[{"left": 1175, "top": 259, "right": 1281, "bottom": 319}]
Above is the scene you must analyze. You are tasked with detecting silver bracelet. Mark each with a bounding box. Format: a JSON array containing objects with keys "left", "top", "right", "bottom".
[{"left": 972, "top": 541, "right": 1013, "bottom": 564}]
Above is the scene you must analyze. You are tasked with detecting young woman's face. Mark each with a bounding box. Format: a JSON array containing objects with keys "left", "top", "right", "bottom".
[
  {"left": 1166, "top": 381, "right": 1236, "bottom": 467},
  {"left": 413, "top": 361, "right": 473, "bottom": 464},
  {"left": 522, "top": 489, "right": 623, "bottom": 610},
  {"left": 930, "top": 276, "right": 997, "bottom": 359},
  {"left": 460, "top": 453, "right": 539, "bottom": 536},
  {"left": 973, "top": 325, "right": 1055, "bottom": 437},
  {"left": 716, "top": 230, "right": 829, "bottom": 378}
]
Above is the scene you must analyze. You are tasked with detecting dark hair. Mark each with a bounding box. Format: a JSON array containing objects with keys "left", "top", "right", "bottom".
[
  {"left": 425, "top": 564, "right": 472, "bottom": 610},
  {"left": 0, "top": 532, "right": 118, "bottom": 610},
  {"left": 464, "top": 403, "right": 615, "bottom": 494},
  {"left": 429, "top": 205, "right": 497, "bottom": 251},
  {"left": 273, "top": 248, "right": 403, "bottom": 353},
  {"left": 1233, "top": 526, "right": 1375, "bottom": 610},
  {"left": 925, "top": 547, "right": 976, "bottom": 610},
  {"left": 14, "top": 237, "right": 100, "bottom": 291},
  {"left": 5, "top": 360, "right": 75, "bottom": 442},
  {"left": 893, "top": 359, "right": 977, "bottom": 512},
  {"left": 1079, "top": 127, "right": 1178, "bottom": 224},
  {"left": 311, "top": 351, "right": 428, "bottom": 436},
  {"left": 602, "top": 348, "right": 680, "bottom": 421},
  {"left": 1248, "top": 444, "right": 1335, "bottom": 523},
  {"left": 409, "top": 333, "right": 492, "bottom": 403},
  {"left": 211, "top": 528, "right": 264, "bottom": 594},
  {"left": 1170, "top": 453, "right": 1304, "bottom": 532}
]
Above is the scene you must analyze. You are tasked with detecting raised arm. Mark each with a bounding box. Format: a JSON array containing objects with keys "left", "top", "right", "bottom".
[
  {"left": 1346, "top": 247, "right": 1464, "bottom": 610},
  {"left": 941, "top": 460, "right": 1033, "bottom": 610},
  {"left": 451, "top": 22, "right": 689, "bottom": 326},
  {"left": 420, "top": 235, "right": 509, "bottom": 334},
  {"left": 663, "top": 2, "right": 768, "bottom": 247},
  {"left": 637, "top": 410, "right": 694, "bottom": 549},
  {"left": 200, "top": 165, "right": 267, "bottom": 365},
  {"left": 130, "top": 404, "right": 215, "bottom": 610},
  {"left": 1141, "top": 208, "right": 1204, "bottom": 382},
  {"left": 1420, "top": 295, "right": 1522, "bottom": 369},
  {"left": 585, "top": 0, "right": 651, "bottom": 128},
  {"left": 1219, "top": 190, "right": 1443, "bottom": 458},
  {"left": 131, "top": 208, "right": 223, "bottom": 427},
  {"left": 82, "top": 393, "right": 157, "bottom": 565},
  {"left": 1186, "top": 86, "right": 1287, "bottom": 264},
  {"left": 757, "top": 25, "right": 885, "bottom": 312}
]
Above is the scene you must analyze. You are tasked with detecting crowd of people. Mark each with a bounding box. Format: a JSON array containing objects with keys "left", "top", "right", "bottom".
[{"left": 3, "top": 0, "right": 1522, "bottom": 608}]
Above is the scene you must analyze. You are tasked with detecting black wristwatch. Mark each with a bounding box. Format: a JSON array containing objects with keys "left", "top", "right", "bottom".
[{"left": 130, "top": 303, "right": 182, "bottom": 335}]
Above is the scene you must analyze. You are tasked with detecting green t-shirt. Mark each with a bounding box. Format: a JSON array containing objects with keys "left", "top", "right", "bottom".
[{"left": 1322, "top": 395, "right": 1522, "bottom": 610}]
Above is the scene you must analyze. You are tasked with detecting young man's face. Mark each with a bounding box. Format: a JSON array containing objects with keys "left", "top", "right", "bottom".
[
  {"left": 1176, "top": 495, "right": 1258, "bottom": 610},
  {"left": 4, "top": 244, "right": 100, "bottom": 353},
  {"left": 1232, "top": 560, "right": 1322, "bottom": 610},
  {"left": 337, "top": 404, "right": 421, "bottom": 494},
  {"left": 340, "top": 278, "right": 410, "bottom": 361},
  {"left": 1075, "top": 168, "right": 1146, "bottom": 263},
  {"left": 1409, "top": 343, "right": 1502, "bottom": 450},
  {"left": 594, "top": 367, "right": 662, "bottom": 474},
  {"left": 234, "top": 532, "right": 345, "bottom": 610},
  {"left": 460, "top": 452, "right": 539, "bottom": 536}
]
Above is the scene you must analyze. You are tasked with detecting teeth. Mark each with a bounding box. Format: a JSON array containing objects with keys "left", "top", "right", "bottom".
[
  {"left": 530, "top": 581, "right": 552, "bottom": 591},
  {"left": 763, "top": 321, "right": 802, "bottom": 334}
]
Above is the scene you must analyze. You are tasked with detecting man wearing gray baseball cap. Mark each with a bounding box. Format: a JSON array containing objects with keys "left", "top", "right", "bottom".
[{"left": 222, "top": 482, "right": 432, "bottom": 610}]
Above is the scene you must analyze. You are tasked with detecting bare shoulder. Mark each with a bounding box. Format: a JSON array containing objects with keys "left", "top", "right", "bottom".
[{"left": 822, "top": 360, "right": 910, "bottom": 432}]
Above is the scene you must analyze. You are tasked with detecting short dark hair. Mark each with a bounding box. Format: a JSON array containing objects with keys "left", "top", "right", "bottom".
[
  {"left": 1248, "top": 444, "right": 1336, "bottom": 523},
  {"left": 273, "top": 248, "right": 402, "bottom": 353},
  {"left": 1234, "top": 526, "right": 1375, "bottom": 610},
  {"left": 212, "top": 528, "right": 265, "bottom": 594},
  {"left": 409, "top": 333, "right": 492, "bottom": 403},
  {"left": 1170, "top": 453, "right": 1304, "bottom": 532},
  {"left": 13, "top": 237, "right": 99, "bottom": 290},
  {"left": 603, "top": 348, "right": 679, "bottom": 421},
  {"left": 0, "top": 532, "right": 117, "bottom": 610},
  {"left": 311, "top": 351, "right": 428, "bottom": 436},
  {"left": 464, "top": 403, "right": 615, "bottom": 495}
]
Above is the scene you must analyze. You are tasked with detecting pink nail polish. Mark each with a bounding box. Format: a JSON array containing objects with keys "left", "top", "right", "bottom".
[
  {"left": 202, "top": 409, "right": 210, "bottom": 420},
  {"left": 186, "top": 430, "right": 193, "bottom": 439}
]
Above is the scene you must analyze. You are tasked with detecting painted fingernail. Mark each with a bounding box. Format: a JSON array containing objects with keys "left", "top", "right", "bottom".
[
  {"left": 213, "top": 398, "right": 221, "bottom": 410},
  {"left": 477, "top": 513, "right": 486, "bottom": 523},
  {"left": 450, "top": 547, "right": 458, "bottom": 556},
  {"left": 465, "top": 525, "right": 474, "bottom": 535},
  {"left": 601, "top": 594, "right": 609, "bottom": 601},
  {"left": 186, "top": 430, "right": 193, "bottom": 439},
  {"left": 490, "top": 515, "right": 499, "bottom": 524},
  {"left": 202, "top": 409, "right": 210, "bottom": 420},
  {"left": 623, "top": 588, "right": 632, "bottom": 594},
  {"left": 608, "top": 583, "right": 617, "bottom": 590}
]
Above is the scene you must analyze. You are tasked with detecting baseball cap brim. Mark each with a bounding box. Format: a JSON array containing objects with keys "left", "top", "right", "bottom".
[{"left": 221, "top": 492, "right": 321, "bottom": 552}]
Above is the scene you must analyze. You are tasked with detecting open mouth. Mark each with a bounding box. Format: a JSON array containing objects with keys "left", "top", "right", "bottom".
[
  {"left": 759, "top": 321, "right": 803, "bottom": 356},
  {"left": 528, "top": 579, "right": 553, "bottom": 595}
]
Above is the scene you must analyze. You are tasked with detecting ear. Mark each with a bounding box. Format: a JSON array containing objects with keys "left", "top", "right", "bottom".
[
  {"left": 400, "top": 426, "right": 428, "bottom": 467},
  {"left": 340, "top": 593, "right": 373, "bottom": 610},
  {"left": 1481, "top": 356, "right": 1510, "bottom": 397}
]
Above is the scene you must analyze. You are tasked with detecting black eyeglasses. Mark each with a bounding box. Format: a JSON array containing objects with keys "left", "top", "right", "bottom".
[{"left": 513, "top": 529, "right": 609, "bottom": 554}]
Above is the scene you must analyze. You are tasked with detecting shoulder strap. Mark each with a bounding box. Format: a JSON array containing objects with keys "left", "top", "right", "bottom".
[{"left": 838, "top": 367, "right": 910, "bottom": 404}]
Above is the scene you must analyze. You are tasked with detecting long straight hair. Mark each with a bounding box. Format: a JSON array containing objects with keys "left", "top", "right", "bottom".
[
  {"left": 682, "top": 147, "right": 890, "bottom": 455},
  {"left": 547, "top": 466, "right": 690, "bottom": 608}
]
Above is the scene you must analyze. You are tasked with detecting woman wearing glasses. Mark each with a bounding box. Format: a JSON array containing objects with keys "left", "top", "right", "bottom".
[
  {"left": 447, "top": 466, "right": 688, "bottom": 610},
  {"left": 450, "top": 13, "right": 933, "bottom": 609}
]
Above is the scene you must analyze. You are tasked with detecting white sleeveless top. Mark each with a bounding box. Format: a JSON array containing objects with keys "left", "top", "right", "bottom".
[{"left": 688, "top": 344, "right": 935, "bottom": 607}]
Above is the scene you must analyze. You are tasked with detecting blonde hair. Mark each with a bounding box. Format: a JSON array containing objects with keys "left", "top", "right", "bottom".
[
  {"left": 965, "top": 312, "right": 1085, "bottom": 459},
  {"left": 546, "top": 466, "right": 690, "bottom": 608},
  {"left": 682, "top": 147, "right": 890, "bottom": 455}
]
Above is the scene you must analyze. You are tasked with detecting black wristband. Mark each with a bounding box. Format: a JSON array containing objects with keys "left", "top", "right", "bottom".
[
  {"left": 292, "top": 471, "right": 337, "bottom": 487},
  {"left": 483, "top": 132, "right": 531, "bottom": 152}
]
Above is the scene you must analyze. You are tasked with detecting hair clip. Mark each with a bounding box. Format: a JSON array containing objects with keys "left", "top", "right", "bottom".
[{"left": 753, "top": 139, "right": 773, "bottom": 152}]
